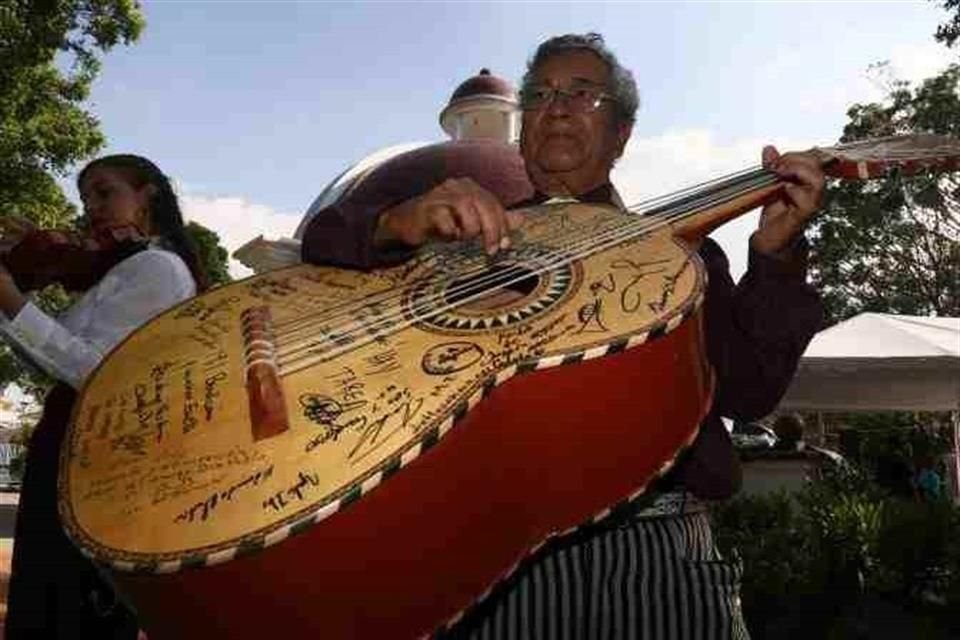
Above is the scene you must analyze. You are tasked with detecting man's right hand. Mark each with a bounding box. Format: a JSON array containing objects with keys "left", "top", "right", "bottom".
[{"left": 373, "top": 178, "right": 524, "bottom": 255}]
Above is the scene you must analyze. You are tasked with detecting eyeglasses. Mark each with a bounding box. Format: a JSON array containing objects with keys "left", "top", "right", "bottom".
[{"left": 519, "top": 85, "right": 617, "bottom": 113}]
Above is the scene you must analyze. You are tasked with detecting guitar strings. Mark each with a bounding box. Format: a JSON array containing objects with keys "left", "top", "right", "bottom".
[
  {"left": 272, "top": 170, "right": 779, "bottom": 375},
  {"left": 270, "top": 167, "right": 772, "bottom": 357},
  {"left": 268, "top": 163, "right": 768, "bottom": 339},
  {"left": 273, "top": 169, "right": 779, "bottom": 373},
  {"left": 272, "top": 140, "right": 960, "bottom": 374},
  {"left": 269, "top": 163, "right": 771, "bottom": 342},
  {"left": 270, "top": 140, "right": 958, "bottom": 370}
]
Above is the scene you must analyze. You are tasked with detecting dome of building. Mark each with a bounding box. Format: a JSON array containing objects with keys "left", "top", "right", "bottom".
[
  {"left": 235, "top": 69, "right": 522, "bottom": 272},
  {"left": 448, "top": 68, "right": 516, "bottom": 103},
  {"left": 440, "top": 68, "right": 519, "bottom": 142}
]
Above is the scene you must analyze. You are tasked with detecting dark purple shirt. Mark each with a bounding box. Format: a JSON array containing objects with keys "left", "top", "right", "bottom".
[
  {"left": 301, "top": 140, "right": 823, "bottom": 500},
  {"left": 302, "top": 140, "right": 534, "bottom": 268}
]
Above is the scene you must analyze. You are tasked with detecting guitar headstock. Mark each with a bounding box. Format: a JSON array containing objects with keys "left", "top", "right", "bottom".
[{"left": 812, "top": 134, "right": 960, "bottom": 180}]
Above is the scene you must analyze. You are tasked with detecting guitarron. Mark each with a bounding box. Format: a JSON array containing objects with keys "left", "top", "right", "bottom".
[{"left": 58, "top": 134, "right": 959, "bottom": 638}]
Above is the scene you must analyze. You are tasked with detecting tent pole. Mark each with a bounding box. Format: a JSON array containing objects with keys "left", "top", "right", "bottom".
[{"left": 953, "top": 410, "right": 959, "bottom": 503}]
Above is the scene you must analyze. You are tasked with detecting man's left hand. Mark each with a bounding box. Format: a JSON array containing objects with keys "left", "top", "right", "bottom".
[{"left": 751, "top": 146, "right": 826, "bottom": 257}]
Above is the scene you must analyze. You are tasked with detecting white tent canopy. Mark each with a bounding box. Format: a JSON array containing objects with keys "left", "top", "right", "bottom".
[{"left": 779, "top": 313, "right": 960, "bottom": 412}]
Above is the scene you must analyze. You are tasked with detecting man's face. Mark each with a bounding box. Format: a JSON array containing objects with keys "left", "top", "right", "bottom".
[{"left": 520, "top": 50, "right": 632, "bottom": 196}]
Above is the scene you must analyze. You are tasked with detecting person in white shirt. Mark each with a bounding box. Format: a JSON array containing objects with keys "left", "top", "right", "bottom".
[{"left": 0, "top": 155, "right": 206, "bottom": 639}]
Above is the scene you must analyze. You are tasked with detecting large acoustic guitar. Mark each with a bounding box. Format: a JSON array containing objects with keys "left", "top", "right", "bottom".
[{"left": 59, "top": 135, "right": 958, "bottom": 639}]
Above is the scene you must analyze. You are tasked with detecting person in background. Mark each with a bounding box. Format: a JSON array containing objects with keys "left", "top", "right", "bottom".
[
  {"left": 876, "top": 434, "right": 915, "bottom": 499},
  {"left": 913, "top": 453, "right": 943, "bottom": 502},
  {"left": 303, "top": 33, "right": 824, "bottom": 639},
  {"left": 1, "top": 155, "right": 206, "bottom": 639}
]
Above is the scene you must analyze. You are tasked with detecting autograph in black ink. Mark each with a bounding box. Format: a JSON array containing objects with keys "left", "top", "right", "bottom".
[
  {"left": 611, "top": 258, "right": 670, "bottom": 313},
  {"left": 173, "top": 465, "right": 273, "bottom": 524},
  {"left": 575, "top": 298, "right": 609, "bottom": 334},
  {"left": 302, "top": 394, "right": 368, "bottom": 452},
  {"left": 422, "top": 341, "right": 484, "bottom": 375}
]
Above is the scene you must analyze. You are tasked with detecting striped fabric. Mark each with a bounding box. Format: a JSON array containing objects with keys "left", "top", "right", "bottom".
[
  {"left": 443, "top": 498, "right": 749, "bottom": 640},
  {"left": 0, "top": 443, "right": 23, "bottom": 467}
]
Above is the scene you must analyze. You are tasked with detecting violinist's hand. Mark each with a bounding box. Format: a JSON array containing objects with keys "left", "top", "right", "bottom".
[
  {"left": 374, "top": 178, "right": 525, "bottom": 255},
  {"left": 0, "top": 216, "right": 37, "bottom": 253},
  {"left": 751, "top": 146, "right": 826, "bottom": 257}
]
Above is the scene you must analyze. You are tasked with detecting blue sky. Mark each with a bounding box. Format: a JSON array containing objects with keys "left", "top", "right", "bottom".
[{"left": 77, "top": 1, "right": 956, "bottom": 277}]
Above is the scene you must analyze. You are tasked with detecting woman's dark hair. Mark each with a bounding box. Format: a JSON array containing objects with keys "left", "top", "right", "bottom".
[{"left": 78, "top": 154, "right": 209, "bottom": 292}]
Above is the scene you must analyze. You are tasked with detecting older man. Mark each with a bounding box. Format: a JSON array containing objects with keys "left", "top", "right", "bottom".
[{"left": 303, "top": 33, "right": 823, "bottom": 640}]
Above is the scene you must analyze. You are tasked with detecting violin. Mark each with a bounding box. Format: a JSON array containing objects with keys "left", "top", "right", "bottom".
[{"left": 1, "top": 224, "right": 150, "bottom": 292}]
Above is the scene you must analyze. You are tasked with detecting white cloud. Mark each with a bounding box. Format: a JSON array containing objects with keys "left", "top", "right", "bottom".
[
  {"left": 613, "top": 129, "right": 818, "bottom": 280},
  {"left": 886, "top": 41, "right": 957, "bottom": 86},
  {"left": 180, "top": 193, "right": 302, "bottom": 279},
  {"left": 794, "top": 41, "right": 956, "bottom": 119}
]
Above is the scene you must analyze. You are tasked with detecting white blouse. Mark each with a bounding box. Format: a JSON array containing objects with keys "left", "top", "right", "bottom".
[{"left": 0, "top": 248, "right": 197, "bottom": 389}]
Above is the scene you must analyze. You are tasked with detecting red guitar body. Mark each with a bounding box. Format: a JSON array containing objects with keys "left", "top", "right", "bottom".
[{"left": 112, "top": 310, "right": 710, "bottom": 639}]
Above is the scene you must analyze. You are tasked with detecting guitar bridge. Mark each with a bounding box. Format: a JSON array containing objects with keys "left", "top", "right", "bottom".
[{"left": 241, "top": 306, "right": 290, "bottom": 441}]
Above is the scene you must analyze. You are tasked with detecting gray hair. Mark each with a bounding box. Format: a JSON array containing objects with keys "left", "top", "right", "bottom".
[{"left": 521, "top": 33, "right": 639, "bottom": 125}]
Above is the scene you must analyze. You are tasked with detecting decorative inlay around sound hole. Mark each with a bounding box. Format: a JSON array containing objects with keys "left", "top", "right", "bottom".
[{"left": 408, "top": 250, "right": 579, "bottom": 333}]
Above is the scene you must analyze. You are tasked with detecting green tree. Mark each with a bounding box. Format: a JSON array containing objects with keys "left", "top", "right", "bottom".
[
  {"left": 809, "top": 63, "right": 960, "bottom": 324},
  {"left": 186, "top": 221, "right": 233, "bottom": 288},
  {"left": 933, "top": 0, "right": 960, "bottom": 49},
  {"left": 0, "top": 1, "right": 144, "bottom": 391},
  {"left": 1, "top": 1, "right": 144, "bottom": 224}
]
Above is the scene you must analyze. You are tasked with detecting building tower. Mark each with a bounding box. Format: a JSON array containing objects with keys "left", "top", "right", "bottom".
[{"left": 439, "top": 68, "right": 519, "bottom": 143}]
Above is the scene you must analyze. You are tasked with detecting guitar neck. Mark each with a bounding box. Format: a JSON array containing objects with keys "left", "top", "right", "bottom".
[
  {"left": 661, "top": 132, "right": 960, "bottom": 244},
  {"left": 668, "top": 177, "right": 783, "bottom": 245}
]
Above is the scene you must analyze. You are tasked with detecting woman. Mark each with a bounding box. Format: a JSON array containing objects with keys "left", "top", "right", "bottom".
[{"left": 1, "top": 155, "right": 207, "bottom": 638}]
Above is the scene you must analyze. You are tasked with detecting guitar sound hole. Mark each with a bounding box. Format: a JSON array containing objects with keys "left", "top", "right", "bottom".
[{"left": 445, "top": 264, "right": 540, "bottom": 309}]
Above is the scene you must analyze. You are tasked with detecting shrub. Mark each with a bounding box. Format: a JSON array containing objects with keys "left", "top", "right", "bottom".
[{"left": 713, "top": 463, "right": 960, "bottom": 637}]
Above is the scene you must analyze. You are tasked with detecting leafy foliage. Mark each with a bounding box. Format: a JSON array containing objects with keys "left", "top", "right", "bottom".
[
  {"left": 714, "top": 465, "right": 960, "bottom": 638},
  {"left": 809, "top": 64, "right": 960, "bottom": 324},
  {"left": 0, "top": 2, "right": 232, "bottom": 419},
  {"left": 0, "top": 1, "right": 144, "bottom": 223},
  {"left": 0, "top": 1, "right": 144, "bottom": 391},
  {"left": 933, "top": 0, "right": 960, "bottom": 48},
  {"left": 186, "top": 221, "right": 232, "bottom": 288},
  {"left": 0, "top": 286, "right": 73, "bottom": 399}
]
